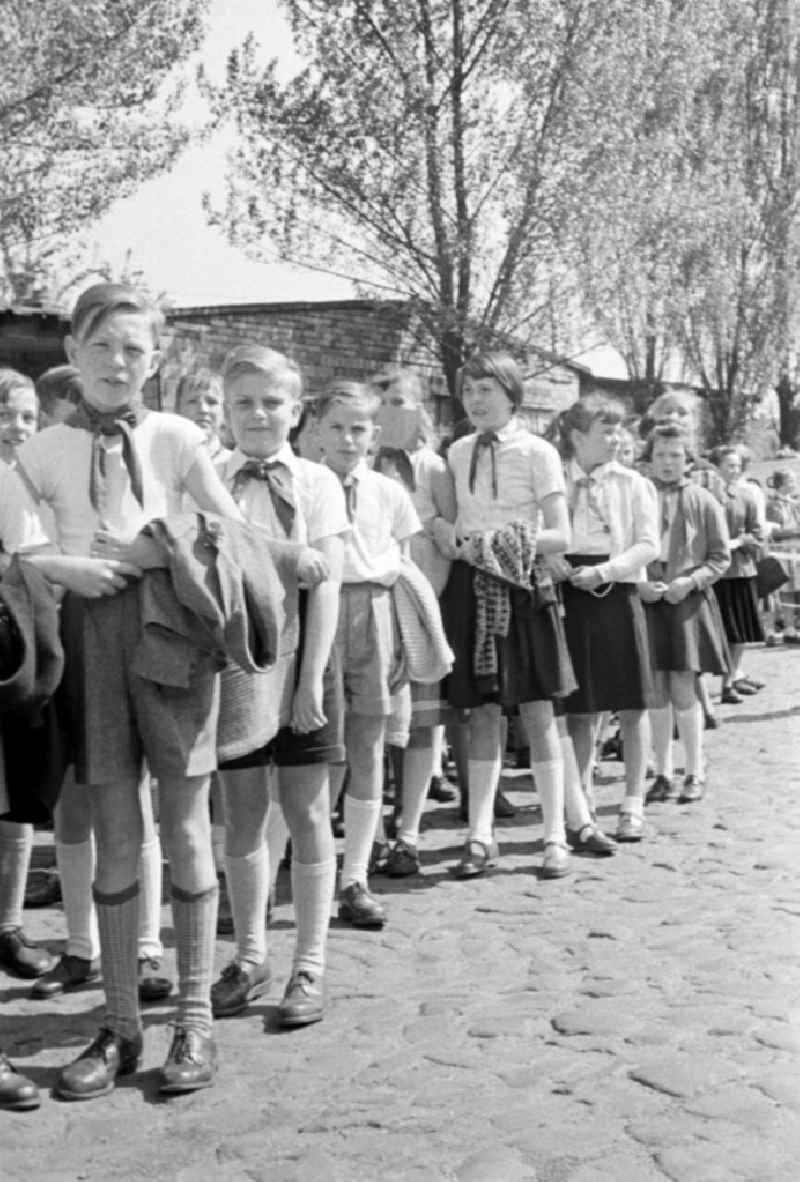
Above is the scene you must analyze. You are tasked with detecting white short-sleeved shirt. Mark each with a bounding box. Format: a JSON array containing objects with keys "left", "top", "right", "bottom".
[
  {"left": 0, "top": 460, "right": 51, "bottom": 553},
  {"left": 218, "top": 444, "right": 349, "bottom": 545},
  {"left": 449, "top": 417, "right": 564, "bottom": 534},
  {"left": 16, "top": 413, "right": 205, "bottom": 556},
  {"left": 408, "top": 447, "right": 447, "bottom": 525},
  {"left": 336, "top": 460, "right": 421, "bottom": 585}
]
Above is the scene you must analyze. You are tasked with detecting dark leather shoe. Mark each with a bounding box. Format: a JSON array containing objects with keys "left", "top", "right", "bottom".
[
  {"left": 158, "top": 1026, "right": 217, "bottom": 1094},
  {"left": 211, "top": 959, "right": 271, "bottom": 1017},
  {"left": 566, "top": 824, "right": 617, "bottom": 856},
  {"left": 24, "top": 868, "right": 61, "bottom": 909},
  {"left": 738, "top": 675, "right": 764, "bottom": 690},
  {"left": 721, "top": 687, "right": 743, "bottom": 704},
  {"left": 733, "top": 678, "right": 757, "bottom": 696},
  {"left": 55, "top": 1027, "right": 142, "bottom": 1101},
  {"left": 386, "top": 838, "right": 419, "bottom": 877},
  {"left": 338, "top": 882, "right": 386, "bottom": 928},
  {"left": 0, "top": 928, "right": 56, "bottom": 979},
  {"left": 678, "top": 775, "right": 705, "bottom": 803},
  {"left": 427, "top": 775, "right": 457, "bottom": 803},
  {"left": 277, "top": 970, "right": 325, "bottom": 1028},
  {"left": 704, "top": 712, "right": 719, "bottom": 730},
  {"left": 367, "top": 840, "right": 390, "bottom": 876},
  {"left": 31, "top": 953, "right": 100, "bottom": 999},
  {"left": 453, "top": 838, "right": 498, "bottom": 879},
  {"left": 493, "top": 790, "right": 516, "bottom": 819},
  {"left": 645, "top": 774, "right": 676, "bottom": 804},
  {"left": 138, "top": 956, "right": 172, "bottom": 1003},
  {"left": 0, "top": 1052, "right": 40, "bottom": 1111}
]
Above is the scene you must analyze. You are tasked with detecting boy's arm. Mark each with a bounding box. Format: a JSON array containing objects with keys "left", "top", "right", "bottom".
[
  {"left": 183, "top": 449, "right": 244, "bottom": 521},
  {"left": 291, "top": 534, "right": 344, "bottom": 734}
]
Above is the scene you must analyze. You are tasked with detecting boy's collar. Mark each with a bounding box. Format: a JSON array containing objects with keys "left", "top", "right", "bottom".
[
  {"left": 324, "top": 456, "right": 369, "bottom": 482},
  {"left": 229, "top": 441, "right": 297, "bottom": 475}
]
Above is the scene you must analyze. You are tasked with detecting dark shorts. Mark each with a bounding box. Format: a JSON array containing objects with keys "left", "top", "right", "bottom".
[{"left": 218, "top": 645, "right": 345, "bottom": 770}]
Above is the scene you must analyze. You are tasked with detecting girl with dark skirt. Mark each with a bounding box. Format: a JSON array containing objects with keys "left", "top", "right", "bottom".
[
  {"left": 712, "top": 446, "right": 765, "bottom": 703},
  {"left": 432, "top": 353, "right": 577, "bottom": 880},
  {"left": 548, "top": 398, "right": 659, "bottom": 843},
  {"left": 638, "top": 425, "right": 730, "bottom": 806}
]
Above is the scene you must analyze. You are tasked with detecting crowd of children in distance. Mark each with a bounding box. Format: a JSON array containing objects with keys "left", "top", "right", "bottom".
[{"left": 0, "top": 282, "right": 797, "bottom": 1112}]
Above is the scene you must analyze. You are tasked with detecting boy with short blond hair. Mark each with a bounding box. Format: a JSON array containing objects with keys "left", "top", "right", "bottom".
[
  {"left": 211, "top": 345, "right": 346, "bottom": 1026},
  {"left": 315, "top": 382, "right": 421, "bottom": 928}
]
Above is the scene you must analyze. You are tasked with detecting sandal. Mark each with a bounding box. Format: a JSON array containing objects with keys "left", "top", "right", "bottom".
[{"left": 453, "top": 838, "right": 498, "bottom": 879}]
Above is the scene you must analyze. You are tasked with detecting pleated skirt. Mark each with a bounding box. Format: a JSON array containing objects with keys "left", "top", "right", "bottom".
[{"left": 713, "top": 576, "right": 765, "bottom": 645}]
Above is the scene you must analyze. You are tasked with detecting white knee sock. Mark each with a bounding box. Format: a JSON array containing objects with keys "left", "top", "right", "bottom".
[
  {"left": 431, "top": 726, "right": 444, "bottom": 774},
  {"left": 265, "top": 798, "right": 290, "bottom": 897},
  {"left": 56, "top": 837, "right": 99, "bottom": 961},
  {"left": 560, "top": 737, "right": 592, "bottom": 832},
  {"left": 0, "top": 824, "right": 33, "bottom": 932},
  {"left": 136, "top": 837, "right": 164, "bottom": 960},
  {"left": 225, "top": 848, "right": 268, "bottom": 968},
  {"left": 531, "top": 758, "right": 566, "bottom": 845},
  {"left": 467, "top": 758, "right": 500, "bottom": 846},
  {"left": 676, "top": 702, "right": 703, "bottom": 778},
  {"left": 398, "top": 745, "right": 434, "bottom": 846},
  {"left": 650, "top": 706, "right": 674, "bottom": 777},
  {"left": 341, "top": 794, "right": 382, "bottom": 888},
  {"left": 291, "top": 857, "right": 335, "bottom": 976}
]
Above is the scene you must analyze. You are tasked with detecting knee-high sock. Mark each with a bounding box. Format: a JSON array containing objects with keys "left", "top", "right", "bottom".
[
  {"left": 467, "top": 758, "right": 500, "bottom": 846},
  {"left": 56, "top": 837, "right": 99, "bottom": 960},
  {"left": 137, "top": 837, "right": 164, "bottom": 961},
  {"left": 292, "top": 857, "right": 335, "bottom": 976},
  {"left": 560, "top": 736, "right": 592, "bottom": 832},
  {"left": 531, "top": 758, "right": 566, "bottom": 845},
  {"left": 225, "top": 848, "right": 268, "bottom": 968},
  {"left": 211, "top": 823, "right": 226, "bottom": 875},
  {"left": 341, "top": 794, "right": 382, "bottom": 888},
  {"left": 94, "top": 882, "right": 141, "bottom": 1040},
  {"left": 650, "top": 706, "right": 674, "bottom": 778},
  {"left": 431, "top": 725, "right": 444, "bottom": 776},
  {"left": 676, "top": 702, "right": 703, "bottom": 778},
  {"left": 265, "top": 800, "right": 289, "bottom": 898},
  {"left": 171, "top": 881, "right": 218, "bottom": 1038},
  {"left": 0, "top": 824, "right": 33, "bottom": 932},
  {"left": 398, "top": 745, "right": 434, "bottom": 846}
]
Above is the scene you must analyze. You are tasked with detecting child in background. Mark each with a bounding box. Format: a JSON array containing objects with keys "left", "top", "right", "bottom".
[
  {"left": 639, "top": 425, "right": 730, "bottom": 805},
  {"left": 211, "top": 346, "right": 345, "bottom": 1027},
  {"left": 318, "top": 382, "right": 421, "bottom": 926},
  {"left": 36, "top": 365, "right": 83, "bottom": 428},
  {"left": 175, "top": 368, "right": 230, "bottom": 462},
  {"left": 765, "top": 470, "right": 800, "bottom": 644},
  {"left": 433, "top": 353, "right": 577, "bottom": 880}
]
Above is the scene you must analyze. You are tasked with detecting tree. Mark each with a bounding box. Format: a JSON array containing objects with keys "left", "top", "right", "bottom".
[
  {"left": 0, "top": 1, "right": 211, "bottom": 294},
  {"left": 205, "top": 1, "right": 624, "bottom": 395}
]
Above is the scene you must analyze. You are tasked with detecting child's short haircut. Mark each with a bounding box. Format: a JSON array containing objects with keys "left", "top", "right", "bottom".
[
  {"left": 641, "top": 422, "right": 695, "bottom": 464},
  {"left": 547, "top": 395, "right": 623, "bottom": 458},
  {"left": 457, "top": 352, "right": 524, "bottom": 409},
  {"left": 0, "top": 367, "right": 35, "bottom": 406},
  {"left": 176, "top": 367, "right": 224, "bottom": 408},
  {"left": 314, "top": 380, "right": 380, "bottom": 421},
  {"left": 649, "top": 391, "right": 693, "bottom": 421},
  {"left": 768, "top": 469, "right": 795, "bottom": 492},
  {"left": 70, "top": 282, "right": 163, "bottom": 344},
  {"left": 222, "top": 345, "right": 302, "bottom": 399},
  {"left": 35, "top": 365, "right": 82, "bottom": 414},
  {"left": 711, "top": 444, "right": 742, "bottom": 468}
]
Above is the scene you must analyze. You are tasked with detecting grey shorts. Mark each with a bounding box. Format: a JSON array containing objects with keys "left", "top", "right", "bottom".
[
  {"left": 60, "top": 591, "right": 219, "bottom": 785},
  {"left": 335, "top": 583, "right": 406, "bottom": 716}
]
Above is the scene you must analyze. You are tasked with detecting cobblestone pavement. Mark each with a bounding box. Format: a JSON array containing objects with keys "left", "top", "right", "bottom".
[{"left": 2, "top": 646, "right": 799, "bottom": 1181}]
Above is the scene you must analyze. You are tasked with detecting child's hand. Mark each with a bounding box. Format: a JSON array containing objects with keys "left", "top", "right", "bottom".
[
  {"left": 297, "top": 546, "right": 330, "bottom": 588},
  {"left": 291, "top": 679, "right": 327, "bottom": 734},
  {"left": 638, "top": 581, "right": 666, "bottom": 603},
  {"left": 664, "top": 576, "right": 694, "bottom": 604},
  {"left": 430, "top": 517, "right": 459, "bottom": 559},
  {"left": 545, "top": 555, "right": 573, "bottom": 582},
  {"left": 48, "top": 556, "right": 142, "bottom": 598},
  {"left": 569, "top": 565, "right": 606, "bottom": 591},
  {"left": 92, "top": 531, "right": 165, "bottom": 569}
]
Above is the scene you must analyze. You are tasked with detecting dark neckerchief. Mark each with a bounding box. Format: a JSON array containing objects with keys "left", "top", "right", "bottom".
[
  {"left": 232, "top": 456, "right": 296, "bottom": 538},
  {"left": 66, "top": 397, "right": 148, "bottom": 512},
  {"left": 468, "top": 430, "right": 500, "bottom": 498}
]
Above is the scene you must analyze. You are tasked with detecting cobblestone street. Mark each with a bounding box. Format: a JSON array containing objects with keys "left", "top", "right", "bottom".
[{"left": 2, "top": 646, "right": 799, "bottom": 1182}]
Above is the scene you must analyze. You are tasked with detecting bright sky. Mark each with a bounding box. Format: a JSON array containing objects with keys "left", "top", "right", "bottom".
[{"left": 91, "top": 0, "right": 627, "bottom": 376}]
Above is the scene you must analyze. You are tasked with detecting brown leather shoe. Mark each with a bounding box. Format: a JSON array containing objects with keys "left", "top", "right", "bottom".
[
  {"left": 338, "top": 882, "right": 386, "bottom": 928},
  {"left": 0, "top": 928, "right": 56, "bottom": 979},
  {"left": 277, "top": 970, "right": 325, "bottom": 1028},
  {"left": 211, "top": 959, "right": 271, "bottom": 1017},
  {"left": 158, "top": 1027, "right": 217, "bottom": 1094},
  {"left": 30, "top": 953, "right": 100, "bottom": 999},
  {"left": 0, "top": 1052, "right": 40, "bottom": 1111},
  {"left": 55, "top": 1027, "right": 142, "bottom": 1101},
  {"left": 137, "top": 957, "right": 172, "bottom": 1003}
]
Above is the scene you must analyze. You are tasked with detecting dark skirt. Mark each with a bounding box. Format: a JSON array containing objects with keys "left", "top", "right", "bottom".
[
  {"left": 441, "top": 560, "right": 576, "bottom": 709},
  {"left": 713, "top": 576, "right": 765, "bottom": 645},
  {"left": 561, "top": 557, "right": 652, "bottom": 714},
  {"left": 645, "top": 588, "right": 730, "bottom": 675}
]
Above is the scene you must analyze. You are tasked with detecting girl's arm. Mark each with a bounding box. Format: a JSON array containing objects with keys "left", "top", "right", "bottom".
[
  {"left": 536, "top": 490, "right": 571, "bottom": 555},
  {"left": 593, "top": 476, "right": 659, "bottom": 584}
]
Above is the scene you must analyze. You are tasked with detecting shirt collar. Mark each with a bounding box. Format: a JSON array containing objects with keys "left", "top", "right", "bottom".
[
  {"left": 326, "top": 456, "right": 369, "bottom": 485},
  {"left": 227, "top": 441, "right": 298, "bottom": 480},
  {"left": 495, "top": 416, "right": 520, "bottom": 442}
]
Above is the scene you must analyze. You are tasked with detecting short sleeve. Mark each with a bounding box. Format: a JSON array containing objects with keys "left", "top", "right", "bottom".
[
  {"left": 164, "top": 414, "right": 206, "bottom": 484},
  {"left": 391, "top": 482, "right": 422, "bottom": 542},
  {"left": 304, "top": 464, "right": 349, "bottom": 544},
  {"left": 529, "top": 437, "right": 565, "bottom": 503},
  {"left": 0, "top": 463, "right": 52, "bottom": 552}
]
